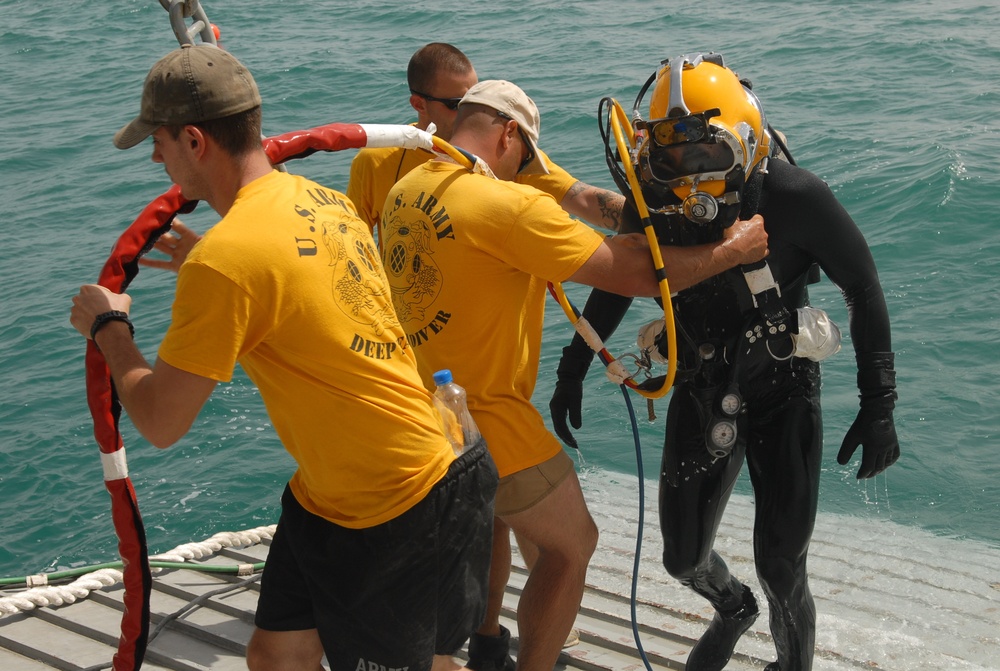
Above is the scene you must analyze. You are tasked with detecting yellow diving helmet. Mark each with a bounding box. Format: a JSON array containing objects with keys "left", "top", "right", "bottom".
[{"left": 637, "top": 53, "right": 771, "bottom": 225}]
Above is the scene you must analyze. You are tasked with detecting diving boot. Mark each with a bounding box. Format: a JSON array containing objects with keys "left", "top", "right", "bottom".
[
  {"left": 466, "top": 625, "right": 516, "bottom": 671},
  {"left": 685, "top": 586, "right": 759, "bottom": 671}
]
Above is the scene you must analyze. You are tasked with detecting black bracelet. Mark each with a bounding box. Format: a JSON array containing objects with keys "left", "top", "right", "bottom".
[{"left": 90, "top": 310, "right": 135, "bottom": 343}]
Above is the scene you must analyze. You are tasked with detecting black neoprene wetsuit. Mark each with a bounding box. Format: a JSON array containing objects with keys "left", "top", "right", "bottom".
[{"left": 553, "top": 158, "right": 896, "bottom": 671}]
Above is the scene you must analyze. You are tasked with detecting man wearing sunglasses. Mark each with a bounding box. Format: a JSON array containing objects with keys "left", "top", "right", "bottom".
[
  {"left": 347, "top": 43, "right": 627, "bottom": 249},
  {"left": 381, "top": 78, "right": 769, "bottom": 671}
]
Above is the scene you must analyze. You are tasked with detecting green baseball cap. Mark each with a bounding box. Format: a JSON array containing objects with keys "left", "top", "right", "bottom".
[{"left": 113, "top": 44, "right": 261, "bottom": 150}]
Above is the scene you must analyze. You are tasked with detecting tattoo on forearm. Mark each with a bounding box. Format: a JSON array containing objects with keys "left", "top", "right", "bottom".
[{"left": 597, "top": 189, "right": 626, "bottom": 232}]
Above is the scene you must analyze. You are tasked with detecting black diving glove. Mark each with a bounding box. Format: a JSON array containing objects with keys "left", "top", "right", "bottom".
[
  {"left": 549, "top": 340, "right": 595, "bottom": 449},
  {"left": 837, "top": 352, "right": 900, "bottom": 479}
]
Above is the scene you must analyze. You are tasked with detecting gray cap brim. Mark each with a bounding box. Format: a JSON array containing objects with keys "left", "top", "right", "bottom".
[{"left": 113, "top": 116, "right": 159, "bottom": 150}]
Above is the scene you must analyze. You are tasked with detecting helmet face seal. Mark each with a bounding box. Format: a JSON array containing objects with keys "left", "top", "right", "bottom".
[
  {"left": 640, "top": 117, "right": 744, "bottom": 188},
  {"left": 646, "top": 139, "right": 736, "bottom": 183}
]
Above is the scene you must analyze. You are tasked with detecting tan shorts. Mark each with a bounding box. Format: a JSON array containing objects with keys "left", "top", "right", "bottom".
[{"left": 494, "top": 449, "right": 574, "bottom": 516}]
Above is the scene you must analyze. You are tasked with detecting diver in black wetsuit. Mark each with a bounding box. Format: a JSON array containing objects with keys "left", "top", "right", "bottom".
[{"left": 549, "top": 54, "right": 900, "bottom": 671}]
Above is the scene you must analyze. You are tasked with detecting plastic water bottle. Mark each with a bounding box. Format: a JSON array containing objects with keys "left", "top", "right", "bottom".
[{"left": 432, "top": 369, "right": 481, "bottom": 455}]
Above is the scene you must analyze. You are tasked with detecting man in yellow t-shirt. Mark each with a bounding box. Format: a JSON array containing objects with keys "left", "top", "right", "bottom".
[
  {"left": 70, "top": 45, "right": 496, "bottom": 671},
  {"left": 347, "top": 42, "right": 626, "bottom": 248},
  {"left": 383, "top": 79, "right": 769, "bottom": 671}
]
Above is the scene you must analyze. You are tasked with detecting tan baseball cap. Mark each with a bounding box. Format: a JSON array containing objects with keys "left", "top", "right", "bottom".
[
  {"left": 113, "top": 44, "right": 261, "bottom": 150},
  {"left": 460, "top": 80, "right": 549, "bottom": 175}
]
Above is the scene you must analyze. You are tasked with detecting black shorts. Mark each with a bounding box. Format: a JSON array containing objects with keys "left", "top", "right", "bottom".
[{"left": 255, "top": 440, "right": 497, "bottom": 671}]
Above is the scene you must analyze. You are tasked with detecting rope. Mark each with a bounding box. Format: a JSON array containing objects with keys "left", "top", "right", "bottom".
[
  {"left": 148, "top": 525, "right": 275, "bottom": 563},
  {"left": 0, "top": 525, "right": 275, "bottom": 617},
  {"left": 0, "top": 569, "right": 123, "bottom": 615}
]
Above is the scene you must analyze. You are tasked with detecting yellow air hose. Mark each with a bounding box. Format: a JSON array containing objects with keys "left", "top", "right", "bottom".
[{"left": 550, "top": 99, "right": 678, "bottom": 398}]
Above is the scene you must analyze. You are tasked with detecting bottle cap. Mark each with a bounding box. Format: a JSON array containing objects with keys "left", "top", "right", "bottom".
[{"left": 432, "top": 369, "right": 454, "bottom": 386}]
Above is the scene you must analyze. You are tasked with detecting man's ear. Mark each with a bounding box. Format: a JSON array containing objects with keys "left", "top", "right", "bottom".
[
  {"left": 181, "top": 125, "right": 208, "bottom": 158},
  {"left": 501, "top": 120, "right": 517, "bottom": 149},
  {"left": 409, "top": 93, "right": 427, "bottom": 116}
]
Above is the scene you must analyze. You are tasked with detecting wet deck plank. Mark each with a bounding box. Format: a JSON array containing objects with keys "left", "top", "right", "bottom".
[{"left": 3, "top": 470, "right": 999, "bottom": 670}]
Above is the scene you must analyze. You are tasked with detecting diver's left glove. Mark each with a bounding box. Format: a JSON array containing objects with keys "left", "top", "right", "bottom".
[
  {"left": 549, "top": 340, "right": 595, "bottom": 449},
  {"left": 837, "top": 351, "right": 900, "bottom": 479}
]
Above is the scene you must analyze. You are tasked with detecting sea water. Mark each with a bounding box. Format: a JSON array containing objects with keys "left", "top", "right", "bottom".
[{"left": 1, "top": 0, "right": 998, "bottom": 598}]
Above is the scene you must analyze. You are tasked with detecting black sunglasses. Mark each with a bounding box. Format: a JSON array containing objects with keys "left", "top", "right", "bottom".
[
  {"left": 410, "top": 89, "right": 463, "bottom": 110},
  {"left": 496, "top": 111, "right": 535, "bottom": 173}
]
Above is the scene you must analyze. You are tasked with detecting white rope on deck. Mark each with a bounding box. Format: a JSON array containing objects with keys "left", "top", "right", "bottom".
[
  {"left": 0, "top": 524, "right": 276, "bottom": 617},
  {"left": 0, "top": 568, "right": 123, "bottom": 615},
  {"left": 148, "top": 525, "right": 276, "bottom": 563}
]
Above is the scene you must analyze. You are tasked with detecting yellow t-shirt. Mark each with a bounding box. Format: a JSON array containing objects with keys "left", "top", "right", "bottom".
[
  {"left": 381, "top": 161, "right": 605, "bottom": 477},
  {"left": 158, "top": 170, "right": 455, "bottom": 529},
  {"left": 348, "top": 144, "right": 434, "bottom": 242},
  {"left": 348, "top": 140, "right": 577, "bottom": 239}
]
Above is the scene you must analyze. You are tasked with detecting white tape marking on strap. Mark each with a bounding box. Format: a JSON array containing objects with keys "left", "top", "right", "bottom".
[
  {"left": 359, "top": 124, "right": 434, "bottom": 151},
  {"left": 573, "top": 316, "right": 629, "bottom": 383},
  {"left": 743, "top": 263, "right": 780, "bottom": 296},
  {"left": 573, "top": 317, "right": 606, "bottom": 355},
  {"left": 100, "top": 448, "right": 129, "bottom": 481},
  {"left": 604, "top": 359, "right": 631, "bottom": 385}
]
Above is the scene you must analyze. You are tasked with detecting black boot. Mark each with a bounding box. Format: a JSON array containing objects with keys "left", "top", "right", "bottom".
[
  {"left": 685, "top": 586, "right": 759, "bottom": 671},
  {"left": 466, "top": 625, "right": 516, "bottom": 671}
]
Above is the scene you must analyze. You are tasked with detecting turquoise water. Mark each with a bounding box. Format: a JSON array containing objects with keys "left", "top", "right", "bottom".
[{"left": 1, "top": 0, "right": 998, "bottom": 579}]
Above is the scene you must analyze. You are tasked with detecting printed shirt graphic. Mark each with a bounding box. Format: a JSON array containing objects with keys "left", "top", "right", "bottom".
[
  {"left": 381, "top": 161, "right": 604, "bottom": 477},
  {"left": 158, "top": 170, "right": 454, "bottom": 528}
]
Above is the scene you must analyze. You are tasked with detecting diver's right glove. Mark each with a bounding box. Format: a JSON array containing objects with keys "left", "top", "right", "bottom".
[
  {"left": 837, "top": 351, "right": 900, "bottom": 479},
  {"left": 549, "top": 340, "right": 595, "bottom": 449}
]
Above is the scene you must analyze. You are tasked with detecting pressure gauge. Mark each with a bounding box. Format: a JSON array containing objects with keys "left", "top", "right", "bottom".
[
  {"left": 707, "top": 420, "right": 737, "bottom": 458},
  {"left": 720, "top": 392, "right": 742, "bottom": 417}
]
